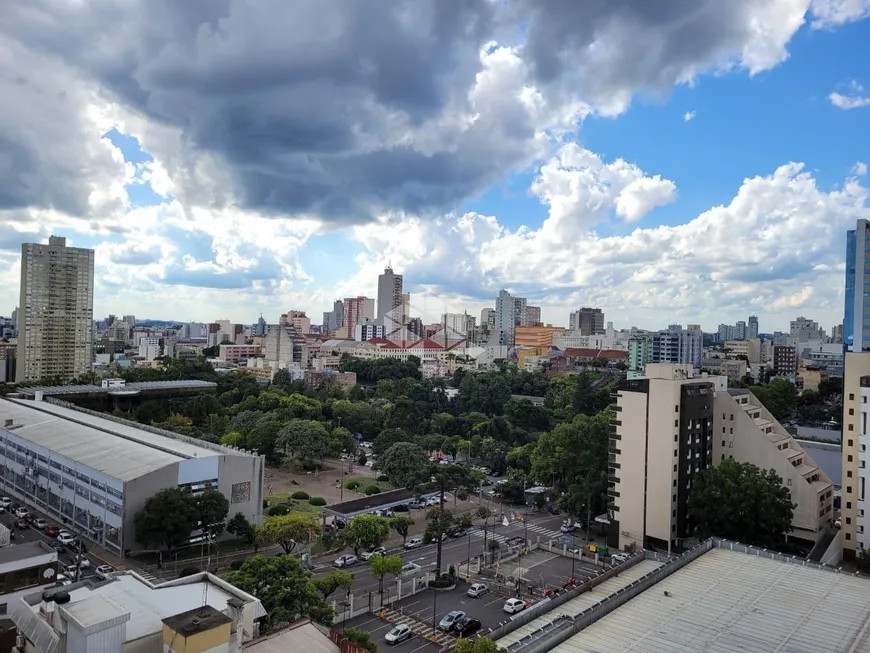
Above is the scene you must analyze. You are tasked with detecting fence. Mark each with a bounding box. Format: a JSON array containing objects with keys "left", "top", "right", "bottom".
[
  {"left": 503, "top": 539, "right": 715, "bottom": 653},
  {"left": 331, "top": 573, "right": 431, "bottom": 625},
  {"left": 712, "top": 538, "right": 853, "bottom": 574}
]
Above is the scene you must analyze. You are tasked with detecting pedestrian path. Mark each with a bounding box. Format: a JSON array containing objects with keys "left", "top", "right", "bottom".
[
  {"left": 378, "top": 606, "right": 456, "bottom": 647},
  {"left": 470, "top": 523, "right": 564, "bottom": 544}
]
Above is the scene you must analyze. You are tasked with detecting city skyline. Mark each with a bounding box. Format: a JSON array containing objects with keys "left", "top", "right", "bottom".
[{"left": 0, "top": 4, "right": 868, "bottom": 332}]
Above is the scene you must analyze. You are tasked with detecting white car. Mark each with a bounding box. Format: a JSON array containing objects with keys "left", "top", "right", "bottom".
[
  {"left": 73, "top": 555, "right": 91, "bottom": 569},
  {"left": 404, "top": 537, "right": 423, "bottom": 549},
  {"left": 14, "top": 507, "right": 29, "bottom": 519},
  {"left": 95, "top": 565, "right": 115, "bottom": 580},
  {"left": 64, "top": 564, "right": 81, "bottom": 579},
  {"left": 611, "top": 552, "right": 630, "bottom": 564},
  {"left": 57, "top": 532, "right": 76, "bottom": 545},
  {"left": 360, "top": 547, "right": 386, "bottom": 561},
  {"left": 55, "top": 573, "right": 71, "bottom": 586},
  {"left": 333, "top": 554, "right": 358, "bottom": 568},
  {"left": 399, "top": 563, "right": 421, "bottom": 577},
  {"left": 0, "top": 497, "right": 10, "bottom": 508},
  {"left": 467, "top": 583, "right": 489, "bottom": 598},
  {"left": 384, "top": 624, "right": 412, "bottom": 644},
  {"left": 503, "top": 598, "right": 526, "bottom": 614},
  {"left": 33, "top": 518, "right": 47, "bottom": 530},
  {"left": 425, "top": 496, "right": 441, "bottom": 507}
]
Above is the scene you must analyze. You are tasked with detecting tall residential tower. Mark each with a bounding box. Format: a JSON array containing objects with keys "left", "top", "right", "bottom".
[
  {"left": 16, "top": 236, "right": 95, "bottom": 382},
  {"left": 377, "top": 267, "right": 403, "bottom": 326}
]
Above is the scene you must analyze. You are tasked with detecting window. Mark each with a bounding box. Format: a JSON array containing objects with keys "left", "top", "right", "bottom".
[
  {"left": 849, "top": 471, "right": 853, "bottom": 478},
  {"left": 675, "top": 406, "right": 679, "bottom": 413},
  {"left": 721, "top": 454, "right": 725, "bottom": 461},
  {"left": 848, "top": 486, "right": 853, "bottom": 494},
  {"left": 850, "top": 393, "right": 855, "bottom": 400},
  {"left": 722, "top": 440, "right": 726, "bottom": 447},
  {"left": 787, "top": 479, "right": 792, "bottom": 486},
  {"left": 674, "top": 434, "right": 678, "bottom": 442},
  {"left": 848, "top": 502, "right": 852, "bottom": 509},
  {"left": 850, "top": 408, "right": 855, "bottom": 416},
  {"left": 729, "top": 441, "right": 733, "bottom": 448},
  {"left": 673, "top": 480, "right": 677, "bottom": 487},
  {"left": 674, "top": 421, "right": 679, "bottom": 428},
  {"left": 849, "top": 455, "right": 854, "bottom": 462},
  {"left": 846, "top": 533, "right": 851, "bottom": 540},
  {"left": 849, "top": 440, "right": 854, "bottom": 447},
  {"left": 849, "top": 424, "right": 854, "bottom": 431}
]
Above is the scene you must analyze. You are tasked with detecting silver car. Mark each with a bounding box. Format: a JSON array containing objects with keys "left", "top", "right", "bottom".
[{"left": 438, "top": 610, "right": 466, "bottom": 631}]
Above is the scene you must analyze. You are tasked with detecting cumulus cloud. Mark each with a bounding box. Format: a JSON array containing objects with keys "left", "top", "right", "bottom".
[
  {"left": 810, "top": 0, "right": 870, "bottom": 27},
  {"left": 830, "top": 80, "right": 870, "bottom": 109},
  {"left": 0, "top": 0, "right": 861, "bottom": 227},
  {"left": 348, "top": 160, "right": 870, "bottom": 326},
  {"left": 683, "top": 111, "right": 697, "bottom": 122},
  {"left": 855, "top": 162, "right": 869, "bottom": 176}
]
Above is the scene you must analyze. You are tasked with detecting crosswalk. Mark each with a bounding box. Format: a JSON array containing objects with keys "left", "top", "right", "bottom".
[
  {"left": 470, "top": 523, "right": 566, "bottom": 545},
  {"left": 378, "top": 607, "right": 456, "bottom": 647}
]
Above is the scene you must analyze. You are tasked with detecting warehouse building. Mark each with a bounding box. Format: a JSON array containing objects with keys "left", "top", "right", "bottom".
[{"left": 0, "top": 396, "right": 264, "bottom": 557}]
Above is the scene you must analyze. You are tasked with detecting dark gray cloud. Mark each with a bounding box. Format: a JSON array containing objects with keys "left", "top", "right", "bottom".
[{"left": 0, "top": 0, "right": 830, "bottom": 225}]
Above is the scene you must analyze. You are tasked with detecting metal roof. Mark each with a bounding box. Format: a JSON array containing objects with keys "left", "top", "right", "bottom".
[
  {"left": 0, "top": 399, "right": 221, "bottom": 481},
  {"left": 551, "top": 547, "right": 870, "bottom": 653},
  {"left": 15, "top": 380, "right": 216, "bottom": 397}
]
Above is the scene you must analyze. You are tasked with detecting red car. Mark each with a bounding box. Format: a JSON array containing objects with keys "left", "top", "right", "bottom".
[{"left": 44, "top": 525, "right": 60, "bottom": 537}]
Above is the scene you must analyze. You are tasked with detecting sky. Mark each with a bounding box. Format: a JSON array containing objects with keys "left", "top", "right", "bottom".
[{"left": 1, "top": 0, "right": 870, "bottom": 333}]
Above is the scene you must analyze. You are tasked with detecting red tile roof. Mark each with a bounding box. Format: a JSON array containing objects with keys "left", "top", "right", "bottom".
[{"left": 563, "top": 348, "right": 628, "bottom": 360}]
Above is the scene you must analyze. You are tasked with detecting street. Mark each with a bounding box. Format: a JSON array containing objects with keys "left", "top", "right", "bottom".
[{"left": 316, "top": 511, "right": 573, "bottom": 595}]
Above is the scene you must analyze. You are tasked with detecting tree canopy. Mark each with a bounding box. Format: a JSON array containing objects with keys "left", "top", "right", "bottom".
[
  {"left": 133, "top": 487, "right": 206, "bottom": 553},
  {"left": 258, "top": 513, "right": 320, "bottom": 554},
  {"left": 379, "top": 442, "right": 431, "bottom": 488},
  {"left": 341, "top": 515, "right": 392, "bottom": 555},
  {"left": 226, "top": 554, "right": 333, "bottom": 631},
  {"left": 688, "top": 460, "right": 795, "bottom": 547}
]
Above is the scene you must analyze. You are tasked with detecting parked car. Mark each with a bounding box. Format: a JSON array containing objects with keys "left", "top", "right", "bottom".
[
  {"left": 361, "top": 547, "right": 386, "bottom": 561},
  {"left": 55, "top": 574, "right": 71, "bottom": 586},
  {"left": 408, "top": 499, "right": 427, "bottom": 509},
  {"left": 95, "top": 565, "right": 115, "bottom": 580},
  {"left": 333, "top": 554, "right": 358, "bottom": 568},
  {"left": 467, "top": 583, "right": 489, "bottom": 598},
  {"left": 33, "top": 518, "right": 47, "bottom": 530},
  {"left": 392, "top": 504, "right": 410, "bottom": 512},
  {"left": 384, "top": 624, "right": 412, "bottom": 644},
  {"left": 13, "top": 507, "right": 29, "bottom": 519},
  {"left": 57, "top": 532, "right": 77, "bottom": 545},
  {"left": 454, "top": 617, "right": 482, "bottom": 638},
  {"left": 404, "top": 537, "right": 423, "bottom": 549},
  {"left": 611, "top": 552, "right": 630, "bottom": 564},
  {"left": 0, "top": 497, "right": 10, "bottom": 508},
  {"left": 374, "top": 508, "right": 394, "bottom": 518},
  {"left": 449, "top": 528, "right": 468, "bottom": 538},
  {"left": 399, "top": 563, "right": 421, "bottom": 577},
  {"left": 64, "top": 565, "right": 81, "bottom": 579},
  {"left": 427, "top": 532, "right": 448, "bottom": 544},
  {"left": 44, "top": 525, "right": 60, "bottom": 538},
  {"left": 14, "top": 519, "right": 27, "bottom": 530},
  {"left": 503, "top": 598, "right": 526, "bottom": 614},
  {"left": 438, "top": 610, "right": 466, "bottom": 631},
  {"left": 425, "top": 496, "right": 441, "bottom": 507}
]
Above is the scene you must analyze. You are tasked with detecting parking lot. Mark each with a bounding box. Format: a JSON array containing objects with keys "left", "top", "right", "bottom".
[{"left": 343, "top": 613, "right": 441, "bottom": 653}]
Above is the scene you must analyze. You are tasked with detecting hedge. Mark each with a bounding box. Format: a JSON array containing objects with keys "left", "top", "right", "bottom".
[
  {"left": 309, "top": 497, "right": 326, "bottom": 506},
  {"left": 364, "top": 485, "right": 381, "bottom": 495},
  {"left": 377, "top": 475, "right": 389, "bottom": 483},
  {"left": 345, "top": 480, "right": 361, "bottom": 490},
  {"left": 267, "top": 503, "right": 291, "bottom": 516},
  {"left": 291, "top": 491, "right": 310, "bottom": 500}
]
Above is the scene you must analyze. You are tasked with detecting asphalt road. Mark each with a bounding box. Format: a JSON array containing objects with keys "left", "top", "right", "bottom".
[
  {"left": 317, "top": 512, "right": 571, "bottom": 595},
  {"left": 343, "top": 613, "right": 441, "bottom": 653},
  {"left": 0, "top": 499, "right": 118, "bottom": 583}
]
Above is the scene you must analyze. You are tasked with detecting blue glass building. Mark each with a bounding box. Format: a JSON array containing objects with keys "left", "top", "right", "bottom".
[
  {"left": 845, "top": 228, "right": 856, "bottom": 350},
  {"left": 845, "top": 220, "right": 870, "bottom": 352}
]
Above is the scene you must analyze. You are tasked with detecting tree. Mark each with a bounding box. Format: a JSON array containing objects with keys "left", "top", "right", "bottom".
[
  {"left": 390, "top": 515, "right": 415, "bottom": 544},
  {"left": 226, "top": 512, "right": 256, "bottom": 545},
  {"left": 531, "top": 412, "right": 610, "bottom": 492},
  {"left": 276, "top": 419, "right": 336, "bottom": 464},
  {"left": 370, "top": 554, "right": 404, "bottom": 602},
  {"left": 688, "top": 460, "right": 795, "bottom": 548},
  {"left": 342, "top": 515, "right": 391, "bottom": 555},
  {"left": 133, "top": 487, "right": 199, "bottom": 553},
  {"left": 424, "top": 507, "right": 454, "bottom": 545},
  {"left": 226, "top": 554, "right": 333, "bottom": 632},
  {"left": 454, "top": 637, "right": 505, "bottom": 653},
  {"left": 312, "top": 569, "right": 354, "bottom": 600},
  {"left": 379, "top": 442, "right": 431, "bottom": 489},
  {"left": 258, "top": 513, "right": 319, "bottom": 554},
  {"left": 372, "top": 428, "right": 412, "bottom": 456},
  {"left": 196, "top": 488, "right": 230, "bottom": 535},
  {"left": 430, "top": 464, "right": 475, "bottom": 575},
  {"left": 343, "top": 627, "right": 379, "bottom": 653}
]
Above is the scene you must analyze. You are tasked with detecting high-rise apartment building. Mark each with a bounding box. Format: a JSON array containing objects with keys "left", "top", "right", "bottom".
[
  {"left": 748, "top": 315, "right": 759, "bottom": 340},
  {"left": 264, "top": 322, "right": 308, "bottom": 366},
  {"left": 790, "top": 316, "right": 822, "bottom": 343},
  {"left": 377, "top": 267, "right": 403, "bottom": 326},
  {"left": 343, "top": 297, "right": 375, "bottom": 335},
  {"left": 570, "top": 307, "right": 605, "bottom": 336},
  {"left": 608, "top": 364, "right": 716, "bottom": 552},
  {"left": 842, "top": 352, "right": 870, "bottom": 560},
  {"left": 442, "top": 313, "right": 475, "bottom": 336},
  {"left": 627, "top": 335, "right": 653, "bottom": 379},
  {"left": 280, "top": 310, "right": 310, "bottom": 335},
  {"left": 845, "top": 220, "right": 870, "bottom": 351},
  {"left": 525, "top": 306, "right": 541, "bottom": 326},
  {"left": 494, "top": 290, "right": 526, "bottom": 346},
  {"left": 652, "top": 326, "right": 702, "bottom": 368},
  {"left": 322, "top": 299, "right": 345, "bottom": 334},
  {"left": 16, "top": 236, "right": 94, "bottom": 382},
  {"left": 481, "top": 308, "right": 495, "bottom": 332}
]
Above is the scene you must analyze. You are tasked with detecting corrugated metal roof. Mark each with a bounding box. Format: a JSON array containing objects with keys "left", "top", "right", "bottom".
[
  {"left": 551, "top": 548, "right": 870, "bottom": 653},
  {"left": 497, "top": 560, "right": 664, "bottom": 648},
  {"left": 0, "top": 399, "right": 220, "bottom": 481}
]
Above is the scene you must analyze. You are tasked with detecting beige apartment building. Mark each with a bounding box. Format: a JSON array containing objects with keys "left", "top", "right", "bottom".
[
  {"left": 842, "top": 352, "right": 870, "bottom": 561},
  {"left": 610, "top": 364, "right": 833, "bottom": 553},
  {"left": 715, "top": 388, "right": 833, "bottom": 545},
  {"left": 16, "top": 236, "right": 94, "bottom": 382}
]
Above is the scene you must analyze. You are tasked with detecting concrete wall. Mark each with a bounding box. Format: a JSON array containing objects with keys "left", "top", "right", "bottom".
[
  {"left": 841, "top": 353, "right": 870, "bottom": 560},
  {"left": 613, "top": 389, "right": 648, "bottom": 549},
  {"left": 124, "top": 463, "right": 181, "bottom": 552},
  {"left": 645, "top": 378, "right": 682, "bottom": 544}
]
